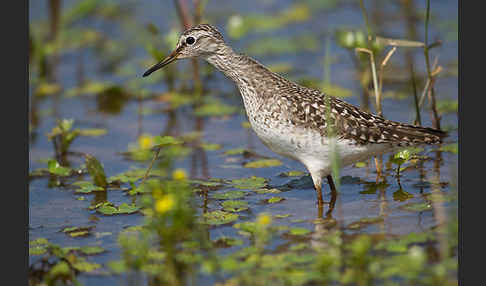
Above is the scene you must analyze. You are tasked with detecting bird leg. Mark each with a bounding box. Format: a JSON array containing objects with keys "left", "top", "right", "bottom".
[
  {"left": 326, "top": 175, "right": 337, "bottom": 217},
  {"left": 315, "top": 182, "right": 324, "bottom": 207}
]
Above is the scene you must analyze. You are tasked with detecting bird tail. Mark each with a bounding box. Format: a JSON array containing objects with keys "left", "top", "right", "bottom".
[{"left": 386, "top": 122, "right": 447, "bottom": 145}]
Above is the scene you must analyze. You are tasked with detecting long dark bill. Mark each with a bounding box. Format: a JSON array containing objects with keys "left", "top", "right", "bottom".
[{"left": 142, "top": 46, "right": 182, "bottom": 77}]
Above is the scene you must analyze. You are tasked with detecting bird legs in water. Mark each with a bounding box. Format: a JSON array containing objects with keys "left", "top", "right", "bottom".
[{"left": 314, "top": 175, "right": 338, "bottom": 219}]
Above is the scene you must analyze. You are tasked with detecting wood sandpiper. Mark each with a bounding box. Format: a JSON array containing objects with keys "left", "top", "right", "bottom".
[{"left": 143, "top": 24, "right": 446, "bottom": 208}]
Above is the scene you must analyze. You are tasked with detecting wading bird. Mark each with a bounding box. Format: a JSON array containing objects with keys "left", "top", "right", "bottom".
[{"left": 143, "top": 24, "right": 446, "bottom": 209}]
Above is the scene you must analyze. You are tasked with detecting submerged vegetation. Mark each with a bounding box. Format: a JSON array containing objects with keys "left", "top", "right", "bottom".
[{"left": 29, "top": 0, "right": 458, "bottom": 285}]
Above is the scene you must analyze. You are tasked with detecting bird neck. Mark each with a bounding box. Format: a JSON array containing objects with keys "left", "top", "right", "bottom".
[{"left": 204, "top": 45, "right": 285, "bottom": 100}]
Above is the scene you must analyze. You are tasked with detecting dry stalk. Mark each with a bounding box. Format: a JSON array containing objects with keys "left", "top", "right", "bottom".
[{"left": 356, "top": 48, "right": 380, "bottom": 116}]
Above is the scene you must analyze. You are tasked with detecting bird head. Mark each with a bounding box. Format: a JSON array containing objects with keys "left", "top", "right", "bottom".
[{"left": 143, "top": 23, "right": 225, "bottom": 77}]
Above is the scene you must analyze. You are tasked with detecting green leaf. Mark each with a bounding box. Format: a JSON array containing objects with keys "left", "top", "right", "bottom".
[
  {"left": 288, "top": 227, "right": 311, "bottom": 236},
  {"left": 152, "top": 135, "right": 183, "bottom": 147},
  {"left": 279, "top": 171, "right": 306, "bottom": 177},
  {"left": 212, "top": 191, "right": 247, "bottom": 200},
  {"left": 401, "top": 202, "right": 432, "bottom": 212},
  {"left": 203, "top": 210, "right": 239, "bottom": 225},
  {"left": 72, "top": 181, "right": 104, "bottom": 193},
  {"left": 267, "top": 196, "right": 285, "bottom": 204},
  {"left": 223, "top": 148, "right": 247, "bottom": 156},
  {"left": 72, "top": 260, "right": 101, "bottom": 272},
  {"left": 78, "top": 128, "right": 107, "bottom": 137},
  {"left": 62, "top": 226, "right": 95, "bottom": 237},
  {"left": 85, "top": 155, "right": 107, "bottom": 188},
  {"left": 231, "top": 176, "right": 267, "bottom": 189},
  {"left": 79, "top": 246, "right": 105, "bottom": 255},
  {"left": 47, "top": 160, "right": 72, "bottom": 176},
  {"left": 346, "top": 217, "right": 384, "bottom": 230},
  {"left": 244, "top": 159, "right": 283, "bottom": 168},
  {"left": 201, "top": 143, "right": 222, "bottom": 151},
  {"left": 254, "top": 188, "right": 282, "bottom": 194},
  {"left": 97, "top": 203, "right": 141, "bottom": 215},
  {"left": 221, "top": 200, "right": 249, "bottom": 212}
]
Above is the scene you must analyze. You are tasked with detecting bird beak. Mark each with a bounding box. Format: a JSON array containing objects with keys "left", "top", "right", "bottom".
[{"left": 142, "top": 45, "right": 183, "bottom": 77}]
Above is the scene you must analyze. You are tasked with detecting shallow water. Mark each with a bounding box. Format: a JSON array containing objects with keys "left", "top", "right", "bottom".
[{"left": 29, "top": 0, "right": 458, "bottom": 285}]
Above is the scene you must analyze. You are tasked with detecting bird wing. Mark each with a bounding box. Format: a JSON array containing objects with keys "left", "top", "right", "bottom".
[{"left": 272, "top": 85, "right": 446, "bottom": 146}]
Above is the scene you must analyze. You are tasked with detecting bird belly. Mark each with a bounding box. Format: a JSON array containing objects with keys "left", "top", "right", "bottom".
[{"left": 248, "top": 116, "right": 395, "bottom": 177}]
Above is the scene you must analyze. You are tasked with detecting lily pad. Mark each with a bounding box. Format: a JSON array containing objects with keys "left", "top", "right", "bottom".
[
  {"left": 201, "top": 143, "right": 222, "bottom": 151},
  {"left": 266, "top": 196, "right": 285, "bottom": 204},
  {"left": 244, "top": 159, "right": 282, "bottom": 168},
  {"left": 62, "top": 226, "right": 95, "bottom": 237},
  {"left": 274, "top": 214, "right": 291, "bottom": 219},
  {"left": 346, "top": 217, "right": 384, "bottom": 230},
  {"left": 401, "top": 202, "right": 432, "bottom": 212},
  {"left": 212, "top": 191, "right": 247, "bottom": 200},
  {"left": 254, "top": 188, "right": 282, "bottom": 194},
  {"left": 222, "top": 200, "right": 249, "bottom": 212},
  {"left": 224, "top": 148, "right": 247, "bottom": 156},
  {"left": 80, "top": 246, "right": 105, "bottom": 255},
  {"left": 203, "top": 210, "right": 239, "bottom": 225},
  {"left": 72, "top": 260, "right": 101, "bottom": 272},
  {"left": 72, "top": 181, "right": 104, "bottom": 193},
  {"left": 279, "top": 170, "right": 306, "bottom": 177},
  {"left": 288, "top": 227, "right": 311, "bottom": 236},
  {"left": 231, "top": 176, "right": 267, "bottom": 189},
  {"left": 190, "top": 179, "right": 224, "bottom": 187},
  {"left": 97, "top": 202, "right": 141, "bottom": 215}
]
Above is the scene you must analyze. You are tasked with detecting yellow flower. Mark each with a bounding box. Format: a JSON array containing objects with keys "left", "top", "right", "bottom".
[
  {"left": 138, "top": 134, "right": 153, "bottom": 150},
  {"left": 155, "top": 194, "right": 175, "bottom": 214},
  {"left": 256, "top": 213, "right": 272, "bottom": 227},
  {"left": 172, "top": 168, "right": 187, "bottom": 181}
]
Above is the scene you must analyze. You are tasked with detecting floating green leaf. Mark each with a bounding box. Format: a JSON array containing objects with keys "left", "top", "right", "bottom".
[
  {"left": 279, "top": 171, "right": 306, "bottom": 177},
  {"left": 288, "top": 227, "right": 311, "bottom": 236},
  {"left": 97, "top": 203, "right": 141, "bottom": 215},
  {"left": 401, "top": 202, "right": 432, "bottom": 212},
  {"left": 224, "top": 148, "right": 247, "bottom": 156},
  {"left": 244, "top": 159, "right": 282, "bottom": 168},
  {"left": 347, "top": 217, "right": 384, "bottom": 230},
  {"left": 212, "top": 191, "right": 247, "bottom": 200},
  {"left": 254, "top": 188, "right": 282, "bottom": 194},
  {"left": 72, "top": 181, "right": 104, "bottom": 193},
  {"left": 231, "top": 176, "right": 267, "bottom": 189},
  {"left": 203, "top": 210, "right": 239, "bottom": 225},
  {"left": 222, "top": 200, "right": 249, "bottom": 212},
  {"left": 80, "top": 246, "right": 105, "bottom": 255},
  {"left": 72, "top": 260, "right": 101, "bottom": 272},
  {"left": 267, "top": 197, "right": 285, "bottom": 204},
  {"left": 62, "top": 226, "right": 95, "bottom": 237}
]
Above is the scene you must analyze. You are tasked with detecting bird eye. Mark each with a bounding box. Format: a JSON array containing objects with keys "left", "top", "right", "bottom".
[{"left": 186, "top": 36, "right": 195, "bottom": 45}]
